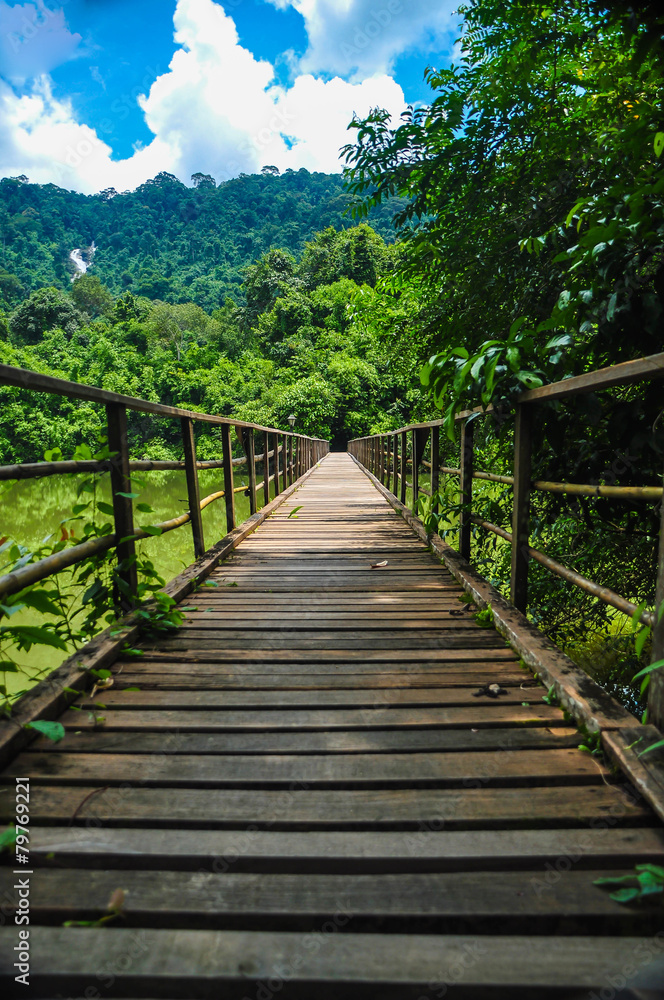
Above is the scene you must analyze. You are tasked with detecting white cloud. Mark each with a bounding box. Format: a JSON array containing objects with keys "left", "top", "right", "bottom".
[
  {"left": 0, "top": 0, "right": 407, "bottom": 193},
  {"left": 0, "top": 1, "right": 82, "bottom": 83},
  {"left": 267, "top": 0, "right": 458, "bottom": 78}
]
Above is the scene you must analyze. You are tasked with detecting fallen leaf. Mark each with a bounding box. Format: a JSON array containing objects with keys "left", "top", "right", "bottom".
[{"left": 371, "top": 560, "right": 388, "bottom": 569}]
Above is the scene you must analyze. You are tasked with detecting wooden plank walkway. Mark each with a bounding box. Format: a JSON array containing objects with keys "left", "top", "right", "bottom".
[{"left": 2, "top": 452, "right": 664, "bottom": 997}]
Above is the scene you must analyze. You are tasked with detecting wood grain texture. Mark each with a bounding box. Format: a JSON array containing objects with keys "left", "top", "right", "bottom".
[{"left": 0, "top": 452, "right": 661, "bottom": 996}]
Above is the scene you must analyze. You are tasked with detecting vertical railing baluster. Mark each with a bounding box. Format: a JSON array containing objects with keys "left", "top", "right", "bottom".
[
  {"left": 221, "top": 423, "right": 236, "bottom": 532},
  {"left": 288, "top": 436, "right": 293, "bottom": 486},
  {"left": 181, "top": 416, "right": 205, "bottom": 559},
  {"left": 273, "top": 432, "right": 280, "bottom": 497},
  {"left": 247, "top": 428, "right": 257, "bottom": 515},
  {"left": 281, "top": 434, "right": 288, "bottom": 492},
  {"left": 385, "top": 433, "right": 391, "bottom": 488},
  {"left": 106, "top": 403, "right": 138, "bottom": 604},
  {"left": 510, "top": 404, "right": 532, "bottom": 612},
  {"left": 392, "top": 433, "right": 398, "bottom": 495},
  {"left": 400, "top": 431, "right": 407, "bottom": 504},
  {"left": 459, "top": 418, "right": 474, "bottom": 561},
  {"left": 431, "top": 425, "right": 440, "bottom": 517},
  {"left": 263, "top": 432, "right": 270, "bottom": 505},
  {"left": 411, "top": 429, "right": 419, "bottom": 514}
]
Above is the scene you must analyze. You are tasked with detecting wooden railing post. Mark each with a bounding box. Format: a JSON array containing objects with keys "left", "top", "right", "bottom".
[
  {"left": 411, "top": 429, "right": 419, "bottom": 514},
  {"left": 459, "top": 418, "right": 474, "bottom": 561},
  {"left": 283, "top": 435, "right": 288, "bottom": 491},
  {"left": 247, "top": 428, "right": 257, "bottom": 516},
  {"left": 649, "top": 494, "right": 664, "bottom": 729},
  {"left": 181, "top": 417, "right": 205, "bottom": 559},
  {"left": 263, "top": 433, "right": 270, "bottom": 505},
  {"left": 287, "top": 436, "right": 293, "bottom": 486},
  {"left": 510, "top": 404, "right": 533, "bottom": 612},
  {"left": 392, "top": 433, "right": 398, "bottom": 495},
  {"left": 400, "top": 431, "right": 407, "bottom": 505},
  {"left": 431, "top": 425, "right": 440, "bottom": 515},
  {"left": 273, "top": 432, "right": 280, "bottom": 496},
  {"left": 221, "top": 423, "right": 236, "bottom": 532},
  {"left": 106, "top": 403, "right": 138, "bottom": 604},
  {"left": 385, "top": 434, "right": 391, "bottom": 488}
]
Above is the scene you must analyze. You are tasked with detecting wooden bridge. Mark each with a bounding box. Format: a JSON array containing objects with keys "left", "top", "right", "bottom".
[{"left": 2, "top": 360, "right": 664, "bottom": 997}]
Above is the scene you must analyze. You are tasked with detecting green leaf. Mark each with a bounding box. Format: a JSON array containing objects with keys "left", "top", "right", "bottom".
[
  {"left": 638, "top": 738, "right": 664, "bottom": 757},
  {"left": 655, "top": 132, "right": 664, "bottom": 158},
  {"left": 632, "top": 658, "right": 664, "bottom": 683},
  {"left": 116, "top": 492, "right": 140, "bottom": 499},
  {"left": 140, "top": 525, "right": 163, "bottom": 536},
  {"left": 18, "top": 590, "right": 61, "bottom": 617},
  {"left": 609, "top": 887, "right": 641, "bottom": 903},
  {"left": 25, "top": 720, "right": 66, "bottom": 743},
  {"left": 1, "top": 626, "right": 68, "bottom": 651},
  {"left": 0, "top": 826, "right": 17, "bottom": 850},
  {"left": 97, "top": 501, "right": 115, "bottom": 516},
  {"left": 0, "top": 660, "right": 19, "bottom": 673},
  {"left": 136, "top": 503, "right": 154, "bottom": 513},
  {"left": 288, "top": 506, "right": 303, "bottom": 518}
]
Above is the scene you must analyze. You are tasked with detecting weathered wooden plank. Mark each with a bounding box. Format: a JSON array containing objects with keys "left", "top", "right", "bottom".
[
  {"left": 602, "top": 726, "right": 664, "bottom": 825},
  {"left": 0, "top": 867, "right": 655, "bottom": 934},
  {"left": 0, "top": 784, "right": 648, "bottom": 829},
  {"left": 139, "top": 633, "right": 507, "bottom": 650},
  {"left": 78, "top": 686, "right": 538, "bottom": 709},
  {"left": 110, "top": 669, "right": 529, "bottom": 690},
  {"left": 27, "top": 727, "right": 582, "bottom": 756},
  {"left": 4, "top": 747, "right": 609, "bottom": 787},
  {"left": 55, "top": 704, "right": 566, "bottom": 732},
  {"left": 26, "top": 825, "right": 664, "bottom": 873},
  {"left": 115, "top": 651, "right": 519, "bottom": 667},
  {"left": 3, "top": 927, "right": 663, "bottom": 996}
]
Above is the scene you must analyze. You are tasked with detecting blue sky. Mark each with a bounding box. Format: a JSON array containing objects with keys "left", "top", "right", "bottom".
[{"left": 0, "top": 0, "right": 458, "bottom": 193}]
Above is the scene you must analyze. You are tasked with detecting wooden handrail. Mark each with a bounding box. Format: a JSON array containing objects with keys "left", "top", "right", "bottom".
[
  {"left": 0, "top": 365, "right": 330, "bottom": 605},
  {"left": 347, "top": 349, "right": 664, "bottom": 729},
  {"left": 0, "top": 363, "right": 328, "bottom": 440}
]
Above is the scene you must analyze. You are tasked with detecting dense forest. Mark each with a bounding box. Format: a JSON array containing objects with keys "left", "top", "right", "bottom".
[
  {"left": 0, "top": 167, "right": 403, "bottom": 310},
  {"left": 1, "top": 0, "right": 664, "bottom": 710}
]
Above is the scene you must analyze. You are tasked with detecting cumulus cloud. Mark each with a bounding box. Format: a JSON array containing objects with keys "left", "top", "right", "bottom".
[
  {"left": 0, "top": 1, "right": 83, "bottom": 83},
  {"left": 0, "top": 0, "right": 407, "bottom": 193},
  {"left": 0, "top": 75, "right": 169, "bottom": 192},
  {"left": 268, "top": 0, "right": 458, "bottom": 78},
  {"left": 138, "top": 0, "right": 406, "bottom": 180}
]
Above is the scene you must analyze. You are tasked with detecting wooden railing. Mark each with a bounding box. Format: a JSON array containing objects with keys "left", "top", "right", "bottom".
[
  {"left": 349, "top": 352, "right": 664, "bottom": 729},
  {"left": 0, "top": 363, "right": 329, "bottom": 602}
]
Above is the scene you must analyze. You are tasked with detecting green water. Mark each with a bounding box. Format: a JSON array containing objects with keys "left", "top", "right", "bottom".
[{"left": 1, "top": 468, "right": 273, "bottom": 697}]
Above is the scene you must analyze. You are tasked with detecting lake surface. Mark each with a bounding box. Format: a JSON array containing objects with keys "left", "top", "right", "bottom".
[{"left": 1, "top": 467, "right": 271, "bottom": 698}]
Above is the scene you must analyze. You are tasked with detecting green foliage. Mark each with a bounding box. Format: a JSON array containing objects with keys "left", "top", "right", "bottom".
[
  {"left": 0, "top": 169, "right": 403, "bottom": 308},
  {"left": 342, "top": 2, "right": 664, "bottom": 703},
  {"left": 8, "top": 286, "right": 86, "bottom": 344},
  {"left": 24, "top": 720, "right": 65, "bottom": 742},
  {"left": 594, "top": 864, "right": 664, "bottom": 904}
]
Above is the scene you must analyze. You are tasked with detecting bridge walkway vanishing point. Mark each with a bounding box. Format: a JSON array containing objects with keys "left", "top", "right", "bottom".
[{"left": 2, "top": 452, "right": 664, "bottom": 998}]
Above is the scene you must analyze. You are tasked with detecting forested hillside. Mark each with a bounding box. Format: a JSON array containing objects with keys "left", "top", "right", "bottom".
[
  {"left": 0, "top": 221, "right": 425, "bottom": 460},
  {"left": 0, "top": 168, "right": 403, "bottom": 312}
]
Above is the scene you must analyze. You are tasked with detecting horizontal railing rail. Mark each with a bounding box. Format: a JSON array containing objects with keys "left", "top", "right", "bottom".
[
  {"left": 348, "top": 350, "right": 664, "bottom": 729},
  {"left": 0, "top": 364, "right": 329, "bottom": 602}
]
